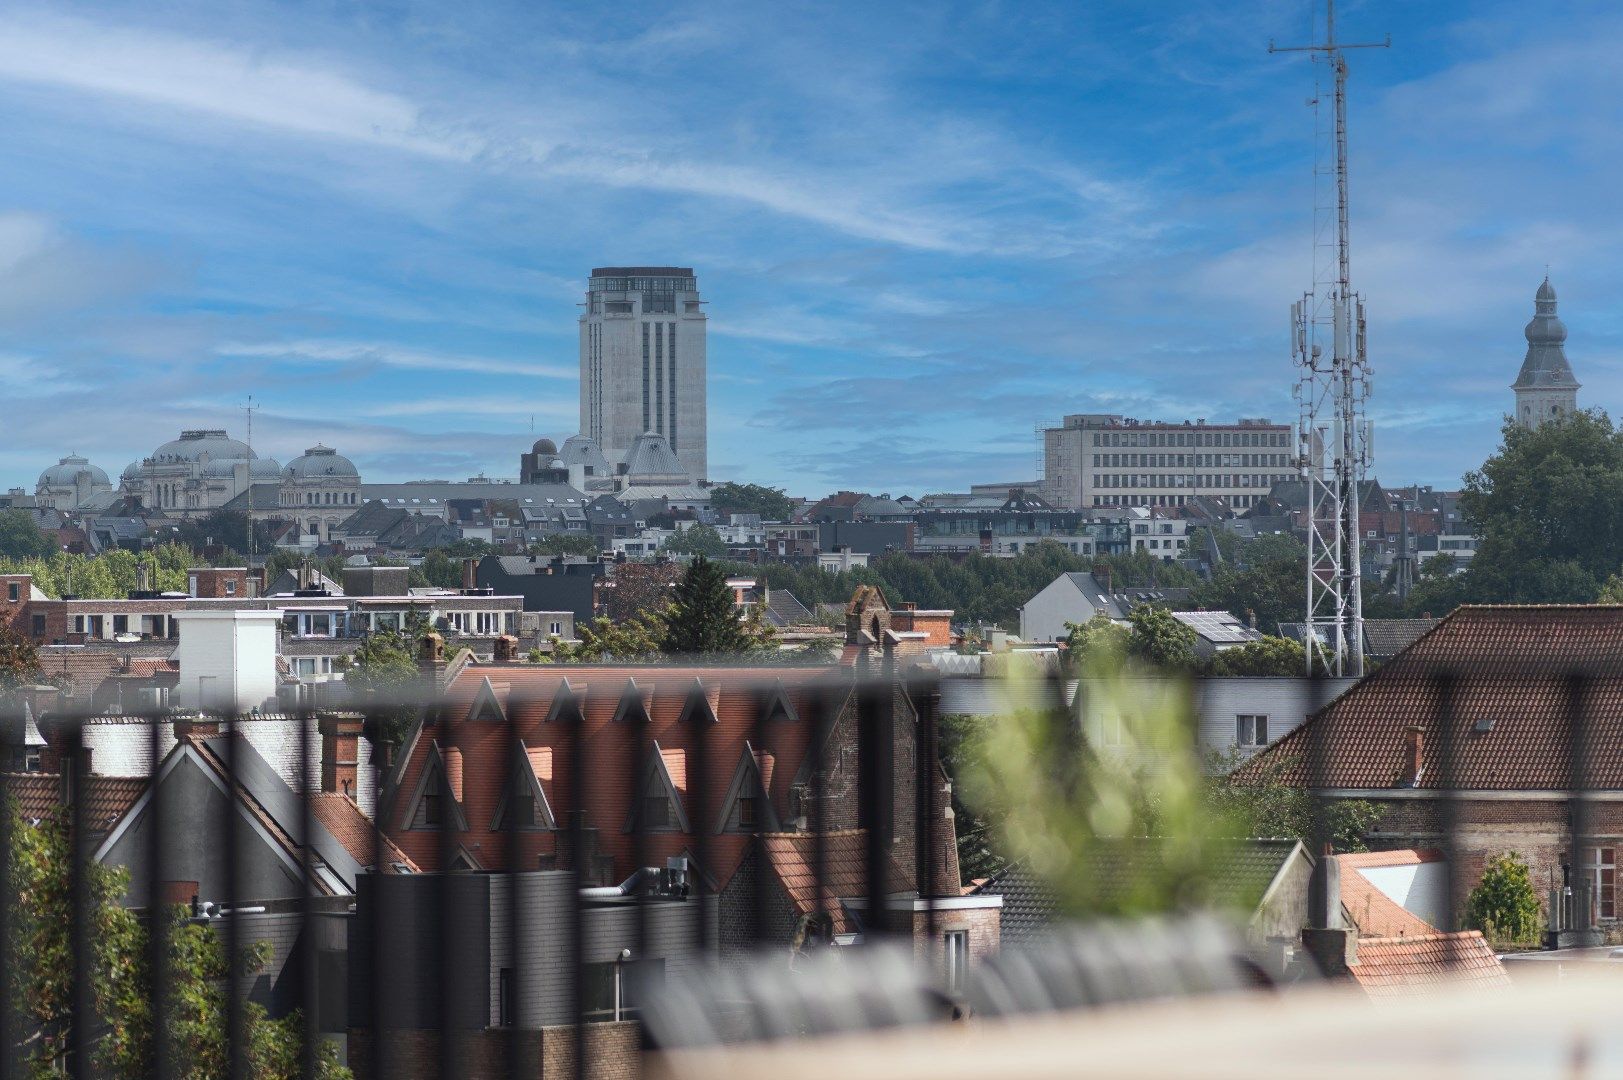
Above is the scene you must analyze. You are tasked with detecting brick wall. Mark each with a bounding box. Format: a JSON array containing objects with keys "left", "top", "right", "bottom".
[
  {"left": 348, "top": 1022, "right": 639, "bottom": 1080},
  {"left": 0, "top": 574, "right": 31, "bottom": 633},
  {"left": 1354, "top": 795, "right": 1623, "bottom": 921},
  {"left": 189, "top": 567, "right": 250, "bottom": 598}
]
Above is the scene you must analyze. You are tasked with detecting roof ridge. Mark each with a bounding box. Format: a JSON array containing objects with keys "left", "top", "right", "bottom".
[{"left": 1357, "top": 930, "right": 1485, "bottom": 945}]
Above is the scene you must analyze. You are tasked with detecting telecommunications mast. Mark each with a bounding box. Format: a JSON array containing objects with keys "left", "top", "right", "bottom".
[{"left": 1270, "top": 1, "right": 1387, "bottom": 677}]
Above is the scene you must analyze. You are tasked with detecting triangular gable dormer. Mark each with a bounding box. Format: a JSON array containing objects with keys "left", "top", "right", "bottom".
[
  {"left": 623, "top": 741, "right": 690, "bottom": 833},
  {"left": 489, "top": 742, "right": 558, "bottom": 831},
  {"left": 715, "top": 742, "right": 781, "bottom": 834},
  {"left": 676, "top": 678, "right": 719, "bottom": 724},
  {"left": 610, "top": 678, "right": 653, "bottom": 725},
  {"left": 544, "top": 678, "right": 586, "bottom": 724},
  {"left": 447, "top": 845, "right": 483, "bottom": 872},
  {"left": 757, "top": 679, "right": 798, "bottom": 724},
  {"left": 400, "top": 742, "right": 469, "bottom": 832},
  {"left": 467, "top": 677, "right": 508, "bottom": 723}
]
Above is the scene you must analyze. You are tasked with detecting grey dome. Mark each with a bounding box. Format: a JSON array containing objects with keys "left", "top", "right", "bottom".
[
  {"left": 149, "top": 429, "right": 255, "bottom": 464},
  {"left": 624, "top": 431, "right": 689, "bottom": 481},
  {"left": 38, "top": 454, "right": 111, "bottom": 489},
  {"left": 285, "top": 444, "right": 358, "bottom": 479},
  {"left": 532, "top": 437, "right": 558, "bottom": 456},
  {"left": 559, "top": 434, "right": 610, "bottom": 474},
  {"left": 1537, "top": 277, "right": 1557, "bottom": 303},
  {"left": 250, "top": 458, "right": 284, "bottom": 479},
  {"left": 121, "top": 461, "right": 141, "bottom": 481}
]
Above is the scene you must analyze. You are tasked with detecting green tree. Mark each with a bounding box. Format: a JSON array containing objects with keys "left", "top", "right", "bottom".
[
  {"left": 661, "top": 524, "right": 728, "bottom": 558},
  {"left": 0, "top": 622, "right": 41, "bottom": 690},
  {"left": 938, "top": 713, "right": 1003, "bottom": 882},
  {"left": 5, "top": 798, "right": 348, "bottom": 1078},
  {"left": 1204, "top": 635, "right": 1306, "bottom": 677},
  {"left": 1462, "top": 851, "right": 1544, "bottom": 946},
  {"left": 1191, "top": 533, "right": 1308, "bottom": 635},
  {"left": 1064, "top": 613, "right": 1128, "bottom": 675},
  {"left": 341, "top": 617, "right": 427, "bottom": 746},
  {"left": 709, "top": 482, "right": 794, "bottom": 522},
  {"left": 0, "top": 509, "right": 56, "bottom": 559},
  {"left": 553, "top": 613, "right": 667, "bottom": 663},
  {"left": 660, "top": 555, "right": 772, "bottom": 657},
  {"left": 1459, "top": 411, "right": 1623, "bottom": 603},
  {"left": 1126, "top": 605, "right": 1198, "bottom": 670},
  {"left": 528, "top": 533, "right": 599, "bottom": 557},
  {"left": 1207, "top": 753, "right": 1383, "bottom": 852}
]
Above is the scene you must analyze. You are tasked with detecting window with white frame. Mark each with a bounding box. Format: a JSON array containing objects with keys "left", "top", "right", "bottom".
[
  {"left": 1236, "top": 715, "right": 1269, "bottom": 747},
  {"left": 944, "top": 930, "right": 970, "bottom": 992},
  {"left": 1588, "top": 846, "right": 1616, "bottom": 921}
]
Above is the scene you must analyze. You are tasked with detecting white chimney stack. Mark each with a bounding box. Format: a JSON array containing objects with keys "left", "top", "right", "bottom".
[{"left": 171, "top": 610, "right": 282, "bottom": 713}]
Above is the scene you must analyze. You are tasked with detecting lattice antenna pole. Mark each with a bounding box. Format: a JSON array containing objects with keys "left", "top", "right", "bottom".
[
  {"left": 241, "top": 395, "right": 258, "bottom": 558},
  {"left": 1272, "top": 1, "right": 1387, "bottom": 677}
]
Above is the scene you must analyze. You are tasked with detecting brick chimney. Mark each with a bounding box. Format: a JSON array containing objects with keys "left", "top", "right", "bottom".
[
  {"left": 462, "top": 558, "right": 478, "bottom": 591},
  {"left": 1403, "top": 726, "right": 1425, "bottom": 787},
  {"left": 493, "top": 634, "right": 518, "bottom": 663},
  {"left": 319, "top": 715, "right": 364, "bottom": 797}
]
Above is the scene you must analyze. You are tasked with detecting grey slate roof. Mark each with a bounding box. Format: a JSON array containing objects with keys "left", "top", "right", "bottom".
[
  {"left": 623, "top": 432, "right": 688, "bottom": 481},
  {"left": 357, "top": 481, "right": 587, "bottom": 507},
  {"left": 1360, "top": 617, "right": 1440, "bottom": 660},
  {"left": 219, "top": 483, "right": 286, "bottom": 512},
  {"left": 201, "top": 734, "right": 366, "bottom": 892},
  {"left": 763, "top": 589, "right": 813, "bottom": 627},
  {"left": 974, "top": 838, "right": 1306, "bottom": 946}
]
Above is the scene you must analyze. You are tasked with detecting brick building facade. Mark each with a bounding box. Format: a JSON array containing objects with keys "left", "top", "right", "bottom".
[{"left": 1236, "top": 605, "right": 1623, "bottom": 933}]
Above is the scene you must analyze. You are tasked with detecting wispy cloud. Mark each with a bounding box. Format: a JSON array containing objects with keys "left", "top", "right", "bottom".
[{"left": 217, "top": 340, "right": 574, "bottom": 379}]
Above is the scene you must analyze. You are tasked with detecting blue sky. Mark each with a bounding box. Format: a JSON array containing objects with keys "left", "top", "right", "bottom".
[{"left": 2, "top": 0, "right": 1620, "bottom": 497}]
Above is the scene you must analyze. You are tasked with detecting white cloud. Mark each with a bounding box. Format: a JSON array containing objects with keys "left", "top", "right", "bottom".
[
  {"left": 0, "top": 12, "right": 473, "bottom": 159},
  {"left": 217, "top": 340, "right": 574, "bottom": 379}
]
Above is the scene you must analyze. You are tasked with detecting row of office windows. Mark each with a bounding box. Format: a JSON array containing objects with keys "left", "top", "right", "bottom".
[
  {"left": 1093, "top": 453, "right": 1289, "bottom": 468},
  {"left": 1090, "top": 430, "right": 1289, "bottom": 448},
  {"left": 1092, "top": 472, "right": 1293, "bottom": 490},
  {"left": 1092, "top": 494, "right": 1267, "bottom": 508}
]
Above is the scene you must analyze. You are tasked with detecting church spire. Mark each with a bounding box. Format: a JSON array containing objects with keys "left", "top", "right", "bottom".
[{"left": 1513, "top": 276, "right": 1579, "bottom": 429}]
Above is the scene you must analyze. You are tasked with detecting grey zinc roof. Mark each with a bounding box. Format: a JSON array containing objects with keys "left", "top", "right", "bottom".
[
  {"left": 764, "top": 589, "right": 813, "bottom": 627},
  {"left": 219, "top": 482, "right": 286, "bottom": 512},
  {"left": 623, "top": 431, "right": 689, "bottom": 481},
  {"left": 1062, "top": 572, "right": 1128, "bottom": 619}
]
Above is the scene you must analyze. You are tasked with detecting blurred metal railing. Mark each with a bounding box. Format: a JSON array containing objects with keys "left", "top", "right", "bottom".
[{"left": 0, "top": 655, "right": 1612, "bottom": 1078}]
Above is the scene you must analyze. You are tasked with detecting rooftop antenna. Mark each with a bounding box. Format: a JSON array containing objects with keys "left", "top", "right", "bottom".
[
  {"left": 1273, "top": 0, "right": 1388, "bottom": 678},
  {"left": 241, "top": 395, "right": 258, "bottom": 558}
]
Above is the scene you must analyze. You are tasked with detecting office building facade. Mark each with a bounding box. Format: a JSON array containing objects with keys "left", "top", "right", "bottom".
[
  {"left": 1041, "top": 414, "right": 1295, "bottom": 510},
  {"left": 579, "top": 266, "right": 708, "bottom": 480}
]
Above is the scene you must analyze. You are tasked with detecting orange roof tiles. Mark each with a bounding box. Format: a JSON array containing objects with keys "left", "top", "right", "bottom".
[
  {"left": 1235, "top": 606, "right": 1623, "bottom": 790},
  {"left": 659, "top": 747, "right": 687, "bottom": 791},
  {"left": 308, "top": 792, "right": 419, "bottom": 873},
  {"left": 1349, "top": 931, "right": 1511, "bottom": 999},
  {"left": 1337, "top": 864, "right": 1436, "bottom": 939},
  {"left": 2, "top": 771, "right": 146, "bottom": 831},
  {"left": 759, "top": 829, "right": 910, "bottom": 935}
]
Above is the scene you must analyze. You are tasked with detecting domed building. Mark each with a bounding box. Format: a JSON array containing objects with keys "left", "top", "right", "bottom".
[
  {"left": 281, "top": 445, "right": 362, "bottom": 540},
  {"left": 519, "top": 437, "right": 568, "bottom": 485},
  {"left": 119, "top": 429, "right": 281, "bottom": 515},
  {"left": 1513, "top": 277, "right": 1581, "bottom": 430},
  {"left": 35, "top": 454, "right": 114, "bottom": 511}
]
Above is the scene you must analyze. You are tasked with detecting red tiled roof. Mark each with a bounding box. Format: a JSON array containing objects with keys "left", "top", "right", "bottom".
[
  {"left": 2, "top": 772, "right": 147, "bottom": 831},
  {"left": 1234, "top": 606, "right": 1623, "bottom": 790},
  {"left": 308, "top": 793, "right": 419, "bottom": 874},
  {"left": 759, "top": 829, "right": 909, "bottom": 935},
  {"left": 1336, "top": 850, "right": 1439, "bottom": 938},
  {"left": 1349, "top": 931, "right": 1511, "bottom": 999}
]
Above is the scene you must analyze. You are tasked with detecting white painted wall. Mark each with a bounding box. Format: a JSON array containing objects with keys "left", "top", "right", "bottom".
[{"left": 172, "top": 610, "right": 282, "bottom": 713}]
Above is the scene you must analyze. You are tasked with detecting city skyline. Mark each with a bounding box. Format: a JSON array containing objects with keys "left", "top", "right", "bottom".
[{"left": 1, "top": 2, "right": 1621, "bottom": 496}]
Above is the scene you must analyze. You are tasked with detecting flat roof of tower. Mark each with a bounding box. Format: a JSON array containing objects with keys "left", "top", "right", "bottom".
[{"left": 590, "top": 266, "right": 695, "bottom": 277}]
